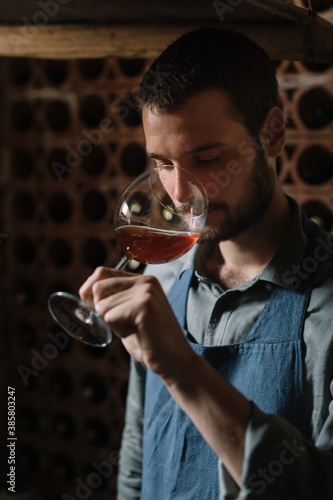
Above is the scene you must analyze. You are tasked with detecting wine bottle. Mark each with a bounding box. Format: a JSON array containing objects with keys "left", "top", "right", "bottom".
[
  {"left": 127, "top": 258, "right": 146, "bottom": 274},
  {"left": 81, "top": 238, "right": 106, "bottom": 268},
  {"left": 79, "top": 94, "right": 106, "bottom": 128},
  {"left": 118, "top": 57, "right": 145, "bottom": 77},
  {"left": 17, "top": 321, "right": 36, "bottom": 347},
  {"left": 120, "top": 142, "right": 147, "bottom": 176},
  {"left": 19, "top": 408, "right": 38, "bottom": 433},
  {"left": 13, "top": 280, "right": 37, "bottom": 306},
  {"left": 17, "top": 446, "right": 39, "bottom": 474},
  {"left": 85, "top": 466, "right": 107, "bottom": 491},
  {"left": 84, "top": 417, "right": 109, "bottom": 446},
  {"left": 13, "top": 192, "right": 35, "bottom": 220},
  {"left": 302, "top": 200, "right": 333, "bottom": 232},
  {"left": 298, "top": 87, "right": 333, "bottom": 129},
  {"left": 10, "top": 101, "right": 33, "bottom": 132},
  {"left": 14, "top": 236, "right": 36, "bottom": 264},
  {"left": 48, "top": 238, "right": 72, "bottom": 267},
  {"left": 44, "top": 60, "right": 69, "bottom": 85},
  {"left": 51, "top": 453, "right": 75, "bottom": 480},
  {"left": 81, "top": 374, "right": 106, "bottom": 403},
  {"left": 297, "top": 145, "right": 333, "bottom": 185},
  {"left": 78, "top": 59, "right": 104, "bottom": 80},
  {"left": 81, "top": 145, "right": 107, "bottom": 176},
  {"left": 119, "top": 94, "right": 142, "bottom": 128},
  {"left": 11, "top": 148, "right": 34, "bottom": 178},
  {"left": 82, "top": 190, "right": 107, "bottom": 221},
  {"left": 47, "top": 192, "right": 72, "bottom": 222},
  {"left": 49, "top": 370, "right": 72, "bottom": 397},
  {"left": 52, "top": 413, "right": 75, "bottom": 439},
  {"left": 47, "top": 147, "right": 70, "bottom": 181},
  {"left": 45, "top": 99, "right": 70, "bottom": 132},
  {"left": 9, "top": 58, "right": 31, "bottom": 86}
]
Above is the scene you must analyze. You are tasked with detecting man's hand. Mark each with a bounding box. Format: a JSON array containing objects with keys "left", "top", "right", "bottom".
[{"left": 79, "top": 266, "right": 195, "bottom": 380}]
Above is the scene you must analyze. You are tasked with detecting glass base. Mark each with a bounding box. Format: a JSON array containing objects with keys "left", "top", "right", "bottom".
[{"left": 48, "top": 292, "right": 112, "bottom": 347}]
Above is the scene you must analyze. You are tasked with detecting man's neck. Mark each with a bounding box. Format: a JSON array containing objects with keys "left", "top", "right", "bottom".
[{"left": 205, "top": 191, "right": 293, "bottom": 289}]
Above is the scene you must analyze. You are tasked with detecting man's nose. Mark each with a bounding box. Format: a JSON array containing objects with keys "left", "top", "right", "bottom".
[{"left": 173, "top": 167, "right": 194, "bottom": 204}]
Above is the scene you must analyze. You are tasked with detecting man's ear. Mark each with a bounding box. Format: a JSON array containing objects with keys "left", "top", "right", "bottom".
[{"left": 260, "top": 107, "right": 286, "bottom": 158}]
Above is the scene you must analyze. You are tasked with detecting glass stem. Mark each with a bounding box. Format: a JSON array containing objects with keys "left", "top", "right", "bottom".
[{"left": 115, "top": 255, "right": 132, "bottom": 270}]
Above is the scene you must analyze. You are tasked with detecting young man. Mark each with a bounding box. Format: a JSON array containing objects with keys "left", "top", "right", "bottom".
[{"left": 79, "top": 29, "right": 333, "bottom": 499}]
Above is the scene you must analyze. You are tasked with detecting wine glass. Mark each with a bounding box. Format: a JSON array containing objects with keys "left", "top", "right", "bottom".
[{"left": 48, "top": 165, "right": 208, "bottom": 347}]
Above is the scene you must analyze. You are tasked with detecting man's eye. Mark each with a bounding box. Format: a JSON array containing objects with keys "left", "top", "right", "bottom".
[
  {"left": 197, "top": 155, "right": 221, "bottom": 167},
  {"left": 155, "top": 162, "right": 173, "bottom": 168}
]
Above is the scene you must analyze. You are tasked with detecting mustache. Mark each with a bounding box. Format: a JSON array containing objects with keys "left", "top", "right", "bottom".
[{"left": 208, "top": 202, "right": 229, "bottom": 213}]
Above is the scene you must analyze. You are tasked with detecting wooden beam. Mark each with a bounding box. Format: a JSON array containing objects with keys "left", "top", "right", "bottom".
[
  {"left": 320, "top": 9, "right": 333, "bottom": 26},
  {"left": 246, "top": 0, "right": 331, "bottom": 25},
  {"left": 0, "top": 21, "right": 332, "bottom": 62}
]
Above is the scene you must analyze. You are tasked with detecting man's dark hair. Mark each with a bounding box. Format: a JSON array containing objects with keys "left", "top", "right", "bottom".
[{"left": 137, "top": 29, "right": 283, "bottom": 137}]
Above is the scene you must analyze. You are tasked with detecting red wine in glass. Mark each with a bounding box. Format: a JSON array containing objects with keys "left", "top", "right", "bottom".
[
  {"left": 115, "top": 225, "right": 199, "bottom": 265},
  {"left": 48, "top": 165, "right": 208, "bottom": 346}
]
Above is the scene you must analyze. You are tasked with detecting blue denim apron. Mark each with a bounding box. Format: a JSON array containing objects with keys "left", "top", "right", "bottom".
[{"left": 141, "top": 216, "right": 322, "bottom": 500}]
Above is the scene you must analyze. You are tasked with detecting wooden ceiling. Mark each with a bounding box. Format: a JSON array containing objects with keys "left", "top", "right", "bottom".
[{"left": 0, "top": 0, "right": 332, "bottom": 62}]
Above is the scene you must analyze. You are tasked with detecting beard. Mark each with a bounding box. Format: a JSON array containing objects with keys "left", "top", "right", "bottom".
[{"left": 198, "top": 151, "right": 276, "bottom": 245}]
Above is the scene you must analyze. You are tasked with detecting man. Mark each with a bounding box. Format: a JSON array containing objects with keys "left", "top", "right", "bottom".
[{"left": 79, "top": 29, "right": 333, "bottom": 499}]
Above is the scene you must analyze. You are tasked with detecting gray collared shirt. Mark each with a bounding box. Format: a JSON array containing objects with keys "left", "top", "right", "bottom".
[{"left": 117, "top": 198, "right": 333, "bottom": 499}]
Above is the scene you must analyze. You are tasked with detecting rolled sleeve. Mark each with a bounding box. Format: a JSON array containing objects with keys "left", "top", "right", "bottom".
[
  {"left": 234, "top": 388, "right": 333, "bottom": 500},
  {"left": 117, "top": 358, "right": 146, "bottom": 500}
]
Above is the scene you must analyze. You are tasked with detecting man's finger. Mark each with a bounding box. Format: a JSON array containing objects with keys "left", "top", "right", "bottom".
[
  {"left": 79, "top": 266, "right": 134, "bottom": 302},
  {"left": 92, "top": 276, "right": 138, "bottom": 304}
]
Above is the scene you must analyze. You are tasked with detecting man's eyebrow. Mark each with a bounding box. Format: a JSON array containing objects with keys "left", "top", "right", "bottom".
[
  {"left": 186, "top": 143, "right": 227, "bottom": 155},
  {"left": 146, "top": 143, "right": 227, "bottom": 159},
  {"left": 146, "top": 152, "right": 164, "bottom": 159}
]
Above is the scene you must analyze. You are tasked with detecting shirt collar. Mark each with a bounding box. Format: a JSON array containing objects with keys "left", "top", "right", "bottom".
[
  {"left": 179, "top": 196, "right": 308, "bottom": 290},
  {"left": 259, "top": 197, "right": 307, "bottom": 288}
]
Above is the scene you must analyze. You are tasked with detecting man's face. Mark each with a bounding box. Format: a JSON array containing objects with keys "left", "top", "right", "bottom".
[{"left": 142, "top": 89, "right": 277, "bottom": 244}]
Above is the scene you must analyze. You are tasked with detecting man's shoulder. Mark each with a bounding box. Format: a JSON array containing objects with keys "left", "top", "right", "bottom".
[
  {"left": 306, "top": 228, "right": 333, "bottom": 317},
  {"left": 306, "top": 225, "right": 333, "bottom": 285}
]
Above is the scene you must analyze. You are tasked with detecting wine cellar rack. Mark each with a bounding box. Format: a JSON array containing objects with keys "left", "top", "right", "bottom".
[
  {"left": 1, "top": 33, "right": 333, "bottom": 500},
  {"left": 1, "top": 56, "right": 153, "bottom": 500}
]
